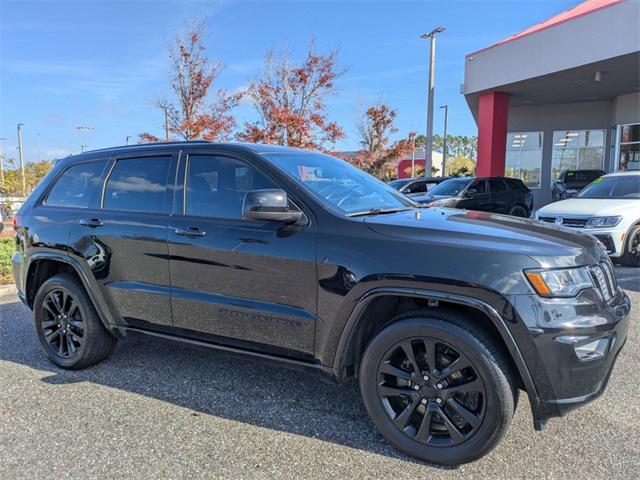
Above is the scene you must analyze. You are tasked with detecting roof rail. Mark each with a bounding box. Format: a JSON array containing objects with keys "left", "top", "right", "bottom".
[{"left": 81, "top": 140, "right": 211, "bottom": 155}]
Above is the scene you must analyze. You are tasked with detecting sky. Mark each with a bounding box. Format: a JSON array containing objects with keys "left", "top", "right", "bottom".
[{"left": 0, "top": 0, "right": 580, "bottom": 163}]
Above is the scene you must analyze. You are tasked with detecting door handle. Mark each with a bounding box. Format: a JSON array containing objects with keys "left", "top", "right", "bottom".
[
  {"left": 174, "top": 227, "right": 207, "bottom": 237},
  {"left": 79, "top": 218, "right": 103, "bottom": 228}
]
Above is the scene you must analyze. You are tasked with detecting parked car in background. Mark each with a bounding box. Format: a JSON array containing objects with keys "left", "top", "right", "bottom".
[
  {"left": 400, "top": 176, "right": 451, "bottom": 195},
  {"left": 552, "top": 169, "right": 605, "bottom": 201},
  {"left": 387, "top": 178, "right": 415, "bottom": 191},
  {"left": 413, "top": 177, "right": 533, "bottom": 217},
  {"left": 536, "top": 171, "right": 640, "bottom": 266},
  {"left": 11, "top": 142, "right": 630, "bottom": 465}
]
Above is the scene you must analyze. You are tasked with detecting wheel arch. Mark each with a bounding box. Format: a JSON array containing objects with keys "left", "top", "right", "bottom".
[
  {"left": 25, "top": 253, "right": 118, "bottom": 334},
  {"left": 332, "top": 287, "right": 541, "bottom": 425}
]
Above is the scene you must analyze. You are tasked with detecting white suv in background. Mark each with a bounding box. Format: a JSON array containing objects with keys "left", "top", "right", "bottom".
[{"left": 535, "top": 171, "right": 640, "bottom": 267}]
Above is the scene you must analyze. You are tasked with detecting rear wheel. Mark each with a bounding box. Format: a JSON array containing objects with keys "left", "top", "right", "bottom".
[
  {"left": 359, "top": 310, "right": 516, "bottom": 465},
  {"left": 33, "top": 273, "right": 116, "bottom": 369},
  {"left": 508, "top": 205, "right": 529, "bottom": 218},
  {"left": 621, "top": 225, "right": 640, "bottom": 267}
]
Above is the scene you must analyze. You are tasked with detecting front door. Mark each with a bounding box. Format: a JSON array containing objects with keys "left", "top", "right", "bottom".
[{"left": 168, "top": 153, "right": 317, "bottom": 357}]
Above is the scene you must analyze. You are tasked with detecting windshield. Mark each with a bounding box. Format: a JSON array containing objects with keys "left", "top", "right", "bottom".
[
  {"left": 578, "top": 175, "right": 640, "bottom": 199},
  {"left": 427, "top": 177, "right": 473, "bottom": 197},
  {"left": 264, "top": 152, "right": 414, "bottom": 214}
]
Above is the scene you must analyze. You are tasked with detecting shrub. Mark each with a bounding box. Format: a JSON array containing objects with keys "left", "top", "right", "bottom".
[{"left": 0, "top": 237, "right": 15, "bottom": 284}]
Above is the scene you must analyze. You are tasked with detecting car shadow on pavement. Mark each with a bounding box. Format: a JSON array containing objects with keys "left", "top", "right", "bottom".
[{"left": 0, "top": 298, "right": 456, "bottom": 470}]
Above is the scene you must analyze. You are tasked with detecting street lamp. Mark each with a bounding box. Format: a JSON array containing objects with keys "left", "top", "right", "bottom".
[
  {"left": 76, "top": 125, "right": 94, "bottom": 152},
  {"left": 0, "top": 137, "right": 5, "bottom": 185},
  {"left": 420, "top": 27, "right": 445, "bottom": 177},
  {"left": 440, "top": 105, "right": 448, "bottom": 175},
  {"left": 16, "top": 124, "right": 26, "bottom": 196}
]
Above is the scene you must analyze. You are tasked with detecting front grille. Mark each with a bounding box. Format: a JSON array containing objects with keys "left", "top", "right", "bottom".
[
  {"left": 589, "top": 260, "right": 618, "bottom": 302},
  {"left": 538, "top": 216, "right": 588, "bottom": 228},
  {"left": 593, "top": 235, "right": 616, "bottom": 254}
]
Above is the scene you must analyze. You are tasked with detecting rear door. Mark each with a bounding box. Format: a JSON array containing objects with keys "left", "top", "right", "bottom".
[
  {"left": 487, "top": 179, "right": 510, "bottom": 213},
  {"left": 70, "top": 151, "right": 177, "bottom": 329},
  {"left": 167, "top": 151, "right": 317, "bottom": 357}
]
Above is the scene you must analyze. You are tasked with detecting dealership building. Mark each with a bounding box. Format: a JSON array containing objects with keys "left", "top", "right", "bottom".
[{"left": 463, "top": 0, "right": 639, "bottom": 207}]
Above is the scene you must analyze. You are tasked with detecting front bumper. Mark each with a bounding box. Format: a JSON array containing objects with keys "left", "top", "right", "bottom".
[{"left": 507, "top": 287, "right": 630, "bottom": 427}]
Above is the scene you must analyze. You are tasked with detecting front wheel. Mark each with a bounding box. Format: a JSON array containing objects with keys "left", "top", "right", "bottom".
[
  {"left": 621, "top": 225, "right": 640, "bottom": 267},
  {"left": 359, "top": 311, "right": 516, "bottom": 465}
]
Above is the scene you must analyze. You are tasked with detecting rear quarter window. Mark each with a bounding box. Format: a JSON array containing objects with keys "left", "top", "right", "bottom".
[{"left": 44, "top": 160, "right": 108, "bottom": 208}]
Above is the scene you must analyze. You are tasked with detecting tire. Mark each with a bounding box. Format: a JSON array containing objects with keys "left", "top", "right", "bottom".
[
  {"left": 621, "top": 225, "right": 640, "bottom": 267},
  {"left": 33, "top": 273, "right": 116, "bottom": 369},
  {"left": 359, "top": 309, "right": 517, "bottom": 465},
  {"left": 508, "top": 205, "right": 528, "bottom": 218}
]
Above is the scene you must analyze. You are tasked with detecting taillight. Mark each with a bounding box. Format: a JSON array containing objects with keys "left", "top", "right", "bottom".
[{"left": 12, "top": 214, "right": 20, "bottom": 232}]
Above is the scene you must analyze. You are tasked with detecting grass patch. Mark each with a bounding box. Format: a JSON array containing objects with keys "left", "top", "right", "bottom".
[{"left": 0, "top": 237, "right": 16, "bottom": 285}]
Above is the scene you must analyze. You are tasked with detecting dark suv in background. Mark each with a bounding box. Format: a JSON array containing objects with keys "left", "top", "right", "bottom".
[
  {"left": 552, "top": 169, "right": 605, "bottom": 201},
  {"left": 412, "top": 176, "right": 533, "bottom": 217},
  {"left": 12, "top": 142, "right": 629, "bottom": 465}
]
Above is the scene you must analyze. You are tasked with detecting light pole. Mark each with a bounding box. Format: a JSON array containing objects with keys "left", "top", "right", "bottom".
[
  {"left": 76, "top": 125, "right": 94, "bottom": 152},
  {"left": 17, "top": 124, "right": 26, "bottom": 196},
  {"left": 440, "top": 105, "right": 448, "bottom": 175},
  {"left": 0, "top": 137, "right": 5, "bottom": 186},
  {"left": 420, "top": 27, "right": 445, "bottom": 177},
  {"left": 125, "top": 135, "right": 132, "bottom": 145},
  {"left": 163, "top": 107, "right": 169, "bottom": 141}
]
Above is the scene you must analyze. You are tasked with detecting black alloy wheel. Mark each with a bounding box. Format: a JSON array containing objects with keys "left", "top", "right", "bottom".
[
  {"left": 508, "top": 205, "right": 529, "bottom": 218},
  {"left": 34, "top": 273, "right": 116, "bottom": 369},
  {"left": 360, "top": 311, "right": 516, "bottom": 465},
  {"left": 376, "top": 337, "right": 486, "bottom": 447},
  {"left": 40, "top": 288, "right": 85, "bottom": 358}
]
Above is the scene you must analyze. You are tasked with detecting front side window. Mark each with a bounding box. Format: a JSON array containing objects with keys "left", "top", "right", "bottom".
[
  {"left": 45, "top": 160, "right": 108, "bottom": 208},
  {"left": 428, "top": 178, "right": 473, "bottom": 197},
  {"left": 103, "top": 156, "right": 171, "bottom": 213},
  {"left": 551, "top": 130, "right": 605, "bottom": 184},
  {"left": 468, "top": 180, "right": 486, "bottom": 193},
  {"left": 264, "top": 152, "right": 413, "bottom": 214},
  {"left": 505, "top": 132, "right": 543, "bottom": 188},
  {"left": 185, "top": 155, "right": 278, "bottom": 219}
]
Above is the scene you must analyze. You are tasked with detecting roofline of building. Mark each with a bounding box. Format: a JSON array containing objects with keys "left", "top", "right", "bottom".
[{"left": 465, "top": 0, "right": 627, "bottom": 58}]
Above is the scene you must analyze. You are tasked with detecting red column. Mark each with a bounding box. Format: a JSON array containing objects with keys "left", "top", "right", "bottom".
[{"left": 476, "top": 91, "right": 509, "bottom": 177}]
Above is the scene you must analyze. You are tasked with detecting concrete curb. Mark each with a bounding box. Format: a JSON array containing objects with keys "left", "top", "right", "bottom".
[{"left": 0, "top": 284, "right": 17, "bottom": 296}]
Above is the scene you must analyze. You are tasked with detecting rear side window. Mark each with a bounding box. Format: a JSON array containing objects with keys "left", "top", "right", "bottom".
[
  {"left": 45, "top": 161, "right": 108, "bottom": 208},
  {"left": 103, "top": 156, "right": 171, "bottom": 213},
  {"left": 488, "top": 179, "right": 507, "bottom": 192}
]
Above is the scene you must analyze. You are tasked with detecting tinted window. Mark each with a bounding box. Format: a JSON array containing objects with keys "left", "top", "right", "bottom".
[
  {"left": 505, "top": 178, "right": 526, "bottom": 191},
  {"left": 469, "top": 180, "right": 486, "bottom": 193},
  {"left": 488, "top": 179, "right": 507, "bottom": 192},
  {"left": 405, "top": 181, "right": 427, "bottom": 194},
  {"left": 45, "top": 161, "right": 108, "bottom": 208},
  {"left": 428, "top": 178, "right": 473, "bottom": 196},
  {"left": 186, "top": 155, "right": 279, "bottom": 219},
  {"left": 103, "top": 157, "right": 171, "bottom": 213}
]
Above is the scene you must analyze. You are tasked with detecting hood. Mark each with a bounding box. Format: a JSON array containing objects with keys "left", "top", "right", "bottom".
[
  {"left": 410, "top": 193, "right": 453, "bottom": 204},
  {"left": 537, "top": 198, "right": 640, "bottom": 216},
  {"left": 363, "top": 207, "right": 602, "bottom": 267}
]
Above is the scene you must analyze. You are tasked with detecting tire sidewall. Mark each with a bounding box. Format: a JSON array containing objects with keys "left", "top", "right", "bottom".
[
  {"left": 360, "top": 317, "right": 512, "bottom": 465},
  {"left": 509, "top": 205, "right": 528, "bottom": 218},
  {"left": 623, "top": 225, "right": 640, "bottom": 267}
]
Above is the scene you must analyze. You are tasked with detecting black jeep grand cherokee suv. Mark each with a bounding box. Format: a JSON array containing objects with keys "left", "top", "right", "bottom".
[{"left": 12, "top": 142, "right": 630, "bottom": 465}]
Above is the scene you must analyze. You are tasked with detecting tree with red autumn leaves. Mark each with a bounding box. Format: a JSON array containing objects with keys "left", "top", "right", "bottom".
[
  {"left": 237, "top": 43, "right": 345, "bottom": 150},
  {"left": 138, "top": 23, "right": 242, "bottom": 143},
  {"left": 348, "top": 102, "right": 416, "bottom": 180}
]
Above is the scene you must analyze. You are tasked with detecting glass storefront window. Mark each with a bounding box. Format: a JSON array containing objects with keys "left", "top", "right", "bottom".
[
  {"left": 618, "top": 123, "right": 640, "bottom": 171},
  {"left": 505, "top": 132, "right": 543, "bottom": 188},
  {"left": 551, "top": 129, "right": 605, "bottom": 183}
]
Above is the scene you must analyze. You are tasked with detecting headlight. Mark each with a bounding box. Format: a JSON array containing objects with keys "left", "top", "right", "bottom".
[
  {"left": 524, "top": 267, "right": 593, "bottom": 298},
  {"left": 584, "top": 216, "right": 622, "bottom": 229}
]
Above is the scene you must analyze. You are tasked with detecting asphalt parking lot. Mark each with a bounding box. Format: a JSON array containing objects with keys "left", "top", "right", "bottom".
[{"left": 1, "top": 267, "right": 638, "bottom": 479}]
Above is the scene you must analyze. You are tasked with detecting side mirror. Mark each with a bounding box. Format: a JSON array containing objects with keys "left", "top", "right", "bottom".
[
  {"left": 465, "top": 188, "right": 479, "bottom": 197},
  {"left": 242, "top": 189, "right": 303, "bottom": 224}
]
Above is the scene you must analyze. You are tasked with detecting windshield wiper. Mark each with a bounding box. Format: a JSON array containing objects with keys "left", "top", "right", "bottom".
[{"left": 347, "top": 207, "right": 412, "bottom": 217}]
